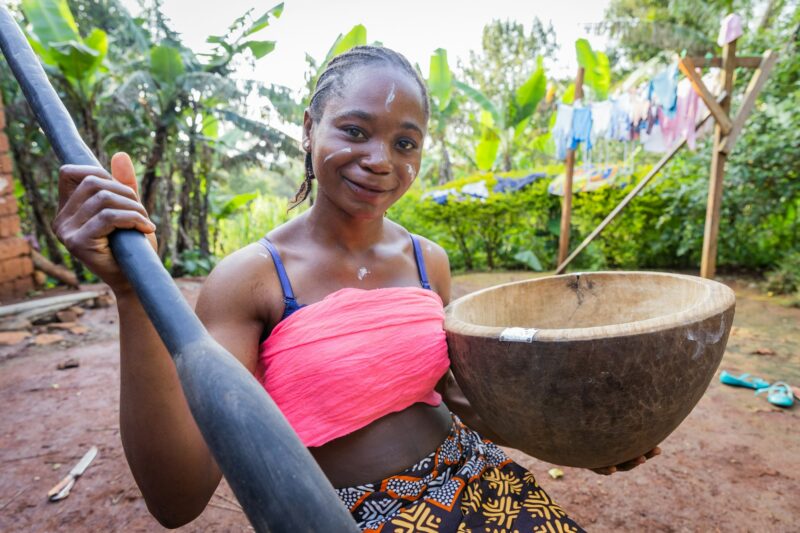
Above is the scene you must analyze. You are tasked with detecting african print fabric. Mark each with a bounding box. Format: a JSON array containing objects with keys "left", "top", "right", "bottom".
[{"left": 336, "top": 415, "right": 585, "bottom": 532}]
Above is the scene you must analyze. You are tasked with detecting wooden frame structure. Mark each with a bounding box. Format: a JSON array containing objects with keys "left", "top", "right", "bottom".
[{"left": 556, "top": 34, "right": 777, "bottom": 278}]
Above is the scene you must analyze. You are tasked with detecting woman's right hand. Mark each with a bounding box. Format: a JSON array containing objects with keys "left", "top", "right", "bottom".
[{"left": 53, "top": 152, "right": 157, "bottom": 294}]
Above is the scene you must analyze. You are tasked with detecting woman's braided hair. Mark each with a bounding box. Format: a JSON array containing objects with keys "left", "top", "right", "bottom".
[{"left": 290, "top": 45, "right": 430, "bottom": 208}]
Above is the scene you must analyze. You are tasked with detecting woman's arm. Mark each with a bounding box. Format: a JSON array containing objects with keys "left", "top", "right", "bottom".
[
  {"left": 54, "top": 154, "right": 273, "bottom": 527},
  {"left": 118, "top": 248, "right": 270, "bottom": 526}
]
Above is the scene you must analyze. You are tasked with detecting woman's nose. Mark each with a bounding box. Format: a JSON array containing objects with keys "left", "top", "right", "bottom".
[{"left": 360, "top": 141, "right": 391, "bottom": 174}]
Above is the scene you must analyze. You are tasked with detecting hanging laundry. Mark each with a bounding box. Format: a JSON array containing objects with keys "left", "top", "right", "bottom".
[
  {"left": 552, "top": 104, "right": 574, "bottom": 160},
  {"left": 570, "top": 107, "right": 593, "bottom": 151},
  {"left": 640, "top": 123, "right": 668, "bottom": 153},
  {"left": 590, "top": 101, "right": 613, "bottom": 142},
  {"left": 718, "top": 14, "right": 743, "bottom": 46},
  {"left": 609, "top": 97, "right": 632, "bottom": 142},
  {"left": 649, "top": 64, "right": 679, "bottom": 117}
]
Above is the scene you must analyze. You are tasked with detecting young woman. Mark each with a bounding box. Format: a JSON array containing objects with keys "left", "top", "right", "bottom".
[{"left": 54, "top": 46, "right": 654, "bottom": 532}]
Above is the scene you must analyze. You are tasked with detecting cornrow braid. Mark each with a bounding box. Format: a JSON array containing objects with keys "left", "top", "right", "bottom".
[{"left": 289, "top": 45, "right": 430, "bottom": 208}]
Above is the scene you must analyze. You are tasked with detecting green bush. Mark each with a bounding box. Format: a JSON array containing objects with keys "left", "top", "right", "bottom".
[
  {"left": 765, "top": 251, "right": 800, "bottom": 295},
  {"left": 215, "top": 194, "right": 307, "bottom": 255}
]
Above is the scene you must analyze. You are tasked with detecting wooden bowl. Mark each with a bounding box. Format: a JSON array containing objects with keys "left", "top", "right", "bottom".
[{"left": 444, "top": 271, "right": 735, "bottom": 468}]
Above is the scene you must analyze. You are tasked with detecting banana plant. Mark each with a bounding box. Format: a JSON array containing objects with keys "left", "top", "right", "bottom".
[
  {"left": 455, "top": 57, "right": 547, "bottom": 171},
  {"left": 21, "top": 0, "right": 109, "bottom": 160},
  {"left": 426, "top": 48, "right": 461, "bottom": 184},
  {"left": 135, "top": 3, "right": 286, "bottom": 216},
  {"left": 572, "top": 38, "right": 611, "bottom": 100}
]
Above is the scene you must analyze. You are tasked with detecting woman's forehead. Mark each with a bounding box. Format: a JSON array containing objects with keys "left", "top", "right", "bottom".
[{"left": 325, "top": 66, "right": 426, "bottom": 125}]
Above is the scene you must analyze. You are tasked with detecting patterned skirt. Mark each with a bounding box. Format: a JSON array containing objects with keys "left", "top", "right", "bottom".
[{"left": 335, "top": 415, "right": 585, "bottom": 532}]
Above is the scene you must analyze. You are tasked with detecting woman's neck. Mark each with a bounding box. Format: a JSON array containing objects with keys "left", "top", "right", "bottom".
[{"left": 304, "top": 196, "right": 388, "bottom": 253}]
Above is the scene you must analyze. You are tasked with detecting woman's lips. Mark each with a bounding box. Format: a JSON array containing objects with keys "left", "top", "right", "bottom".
[{"left": 342, "top": 176, "right": 390, "bottom": 197}]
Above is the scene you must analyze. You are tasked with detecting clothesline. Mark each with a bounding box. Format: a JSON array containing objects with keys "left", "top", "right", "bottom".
[{"left": 552, "top": 66, "right": 722, "bottom": 159}]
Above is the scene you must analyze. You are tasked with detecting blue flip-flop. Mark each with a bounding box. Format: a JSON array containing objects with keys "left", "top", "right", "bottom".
[
  {"left": 719, "top": 371, "right": 770, "bottom": 390},
  {"left": 756, "top": 382, "right": 794, "bottom": 408}
]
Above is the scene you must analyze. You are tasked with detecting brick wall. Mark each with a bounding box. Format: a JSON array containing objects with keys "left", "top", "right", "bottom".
[{"left": 0, "top": 93, "right": 34, "bottom": 300}]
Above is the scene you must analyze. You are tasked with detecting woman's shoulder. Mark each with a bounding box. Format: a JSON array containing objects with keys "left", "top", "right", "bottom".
[
  {"left": 386, "top": 220, "right": 451, "bottom": 304},
  {"left": 197, "top": 241, "right": 286, "bottom": 326}
]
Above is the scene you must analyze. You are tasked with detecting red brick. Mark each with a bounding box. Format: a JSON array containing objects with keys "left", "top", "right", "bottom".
[
  {"left": 0, "top": 134, "right": 8, "bottom": 153},
  {"left": 0, "top": 154, "right": 13, "bottom": 174},
  {"left": 0, "top": 215, "right": 20, "bottom": 238},
  {"left": 0, "top": 174, "right": 11, "bottom": 197},
  {"left": 0, "top": 110, "right": 6, "bottom": 130},
  {"left": 0, "top": 283, "right": 14, "bottom": 300},
  {"left": 12, "top": 275, "right": 34, "bottom": 296},
  {"left": 19, "top": 256, "right": 33, "bottom": 276},
  {"left": 0, "top": 195, "right": 18, "bottom": 216},
  {"left": 0, "top": 237, "right": 28, "bottom": 259},
  {"left": 0, "top": 258, "right": 21, "bottom": 283}
]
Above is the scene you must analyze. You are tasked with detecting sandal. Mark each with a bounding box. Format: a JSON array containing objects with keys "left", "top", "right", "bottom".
[
  {"left": 756, "top": 382, "right": 794, "bottom": 408},
  {"left": 719, "top": 371, "right": 770, "bottom": 390}
]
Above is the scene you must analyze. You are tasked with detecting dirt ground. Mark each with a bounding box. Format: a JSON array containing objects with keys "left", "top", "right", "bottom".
[{"left": 1, "top": 272, "right": 798, "bottom": 532}]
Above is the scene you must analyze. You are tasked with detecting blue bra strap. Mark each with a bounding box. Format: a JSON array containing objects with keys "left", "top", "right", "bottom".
[
  {"left": 257, "top": 237, "right": 297, "bottom": 301},
  {"left": 410, "top": 234, "right": 432, "bottom": 290}
]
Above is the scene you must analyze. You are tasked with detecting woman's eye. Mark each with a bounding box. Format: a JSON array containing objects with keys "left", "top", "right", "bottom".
[
  {"left": 397, "top": 139, "right": 417, "bottom": 150},
  {"left": 344, "top": 127, "right": 365, "bottom": 139}
]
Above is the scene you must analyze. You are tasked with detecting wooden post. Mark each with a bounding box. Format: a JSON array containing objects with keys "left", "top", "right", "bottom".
[
  {"left": 557, "top": 67, "right": 584, "bottom": 267},
  {"left": 700, "top": 39, "right": 737, "bottom": 279}
]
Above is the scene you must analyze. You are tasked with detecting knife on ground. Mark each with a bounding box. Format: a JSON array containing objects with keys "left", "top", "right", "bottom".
[{"left": 47, "top": 446, "right": 98, "bottom": 502}]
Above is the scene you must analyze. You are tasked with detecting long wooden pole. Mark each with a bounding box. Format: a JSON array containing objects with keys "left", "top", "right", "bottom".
[
  {"left": 0, "top": 9, "right": 358, "bottom": 532},
  {"left": 557, "top": 67, "right": 584, "bottom": 266},
  {"left": 700, "top": 39, "right": 737, "bottom": 279}
]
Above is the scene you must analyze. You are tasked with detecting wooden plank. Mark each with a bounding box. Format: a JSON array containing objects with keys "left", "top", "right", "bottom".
[
  {"left": 0, "top": 290, "right": 101, "bottom": 318},
  {"left": 679, "top": 57, "right": 733, "bottom": 134},
  {"left": 555, "top": 102, "right": 719, "bottom": 275},
  {"left": 557, "top": 67, "right": 584, "bottom": 266},
  {"left": 686, "top": 56, "right": 762, "bottom": 69},
  {"left": 700, "top": 39, "right": 737, "bottom": 279},
  {"left": 720, "top": 50, "right": 778, "bottom": 154}
]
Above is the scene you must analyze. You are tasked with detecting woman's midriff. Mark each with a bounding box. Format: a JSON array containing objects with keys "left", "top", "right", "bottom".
[{"left": 309, "top": 402, "right": 453, "bottom": 488}]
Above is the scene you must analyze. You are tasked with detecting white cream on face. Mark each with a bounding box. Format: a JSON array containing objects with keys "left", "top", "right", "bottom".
[
  {"left": 357, "top": 266, "right": 371, "bottom": 280},
  {"left": 406, "top": 164, "right": 417, "bottom": 180},
  {"left": 385, "top": 82, "right": 396, "bottom": 111},
  {"left": 323, "top": 146, "right": 352, "bottom": 163}
]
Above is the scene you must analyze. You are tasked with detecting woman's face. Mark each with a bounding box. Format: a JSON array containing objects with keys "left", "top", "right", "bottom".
[{"left": 303, "top": 65, "right": 427, "bottom": 219}]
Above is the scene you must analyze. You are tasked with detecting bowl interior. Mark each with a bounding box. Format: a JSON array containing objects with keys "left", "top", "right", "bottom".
[{"left": 450, "top": 272, "right": 710, "bottom": 330}]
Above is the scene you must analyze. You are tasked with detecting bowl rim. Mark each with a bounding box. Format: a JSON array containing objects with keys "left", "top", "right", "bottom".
[{"left": 444, "top": 271, "right": 736, "bottom": 342}]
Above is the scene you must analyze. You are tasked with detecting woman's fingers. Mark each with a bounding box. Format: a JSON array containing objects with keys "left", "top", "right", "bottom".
[
  {"left": 110, "top": 152, "right": 139, "bottom": 195},
  {"left": 644, "top": 447, "right": 661, "bottom": 459},
  {"left": 71, "top": 188, "right": 151, "bottom": 228},
  {"left": 614, "top": 456, "right": 647, "bottom": 472},
  {"left": 58, "top": 165, "right": 112, "bottom": 211},
  {"left": 81, "top": 209, "right": 156, "bottom": 240},
  {"left": 590, "top": 466, "right": 617, "bottom": 476},
  {"left": 590, "top": 447, "right": 661, "bottom": 475},
  {"left": 56, "top": 173, "right": 140, "bottom": 226}
]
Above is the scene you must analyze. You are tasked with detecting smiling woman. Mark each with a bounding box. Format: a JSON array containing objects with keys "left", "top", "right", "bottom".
[{"left": 53, "top": 45, "right": 586, "bottom": 531}]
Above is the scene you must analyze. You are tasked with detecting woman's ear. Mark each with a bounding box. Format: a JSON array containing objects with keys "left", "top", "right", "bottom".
[{"left": 302, "top": 109, "right": 313, "bottom": 153}]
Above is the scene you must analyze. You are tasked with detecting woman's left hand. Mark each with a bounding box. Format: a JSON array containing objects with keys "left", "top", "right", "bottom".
[{"left": 590, "top": 447, "right": 661, "bottom": 475}]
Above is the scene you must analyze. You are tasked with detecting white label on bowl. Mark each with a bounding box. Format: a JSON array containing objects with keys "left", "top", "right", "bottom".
[{"left": 499, "top": 327, "right": 539, "bottom": 343}]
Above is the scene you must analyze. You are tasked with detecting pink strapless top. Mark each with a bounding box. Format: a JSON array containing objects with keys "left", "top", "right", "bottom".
[{"left": 258, "top": 286, "right": 450, "bottom": 447}]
